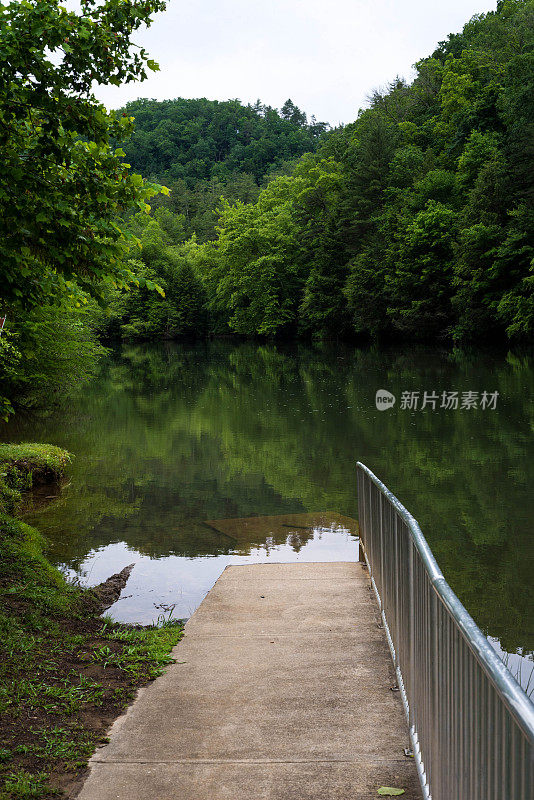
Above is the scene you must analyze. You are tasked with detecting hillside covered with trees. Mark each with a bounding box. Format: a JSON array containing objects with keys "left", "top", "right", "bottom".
[
  {"left": 100, "top": 0, "right": 534, "bottom": 345},
  {"left": 116, "top": 97, "right": 329, "bottom": 242},
  {"left": 120, "top": 97, "right": 329, "bottom": 184}
]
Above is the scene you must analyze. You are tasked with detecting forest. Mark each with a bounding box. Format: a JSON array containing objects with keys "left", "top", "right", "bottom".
[
  {"left": 94, "top": 0, "right": 534, "bottom": 348},
  {"left": 1, "top": 0, "right": 533, "bottom": 415}
]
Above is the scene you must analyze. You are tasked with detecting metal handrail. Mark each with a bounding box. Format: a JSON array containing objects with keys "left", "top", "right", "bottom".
[{"left": 356, "top": 461, "right": 534, "bottom": 800}]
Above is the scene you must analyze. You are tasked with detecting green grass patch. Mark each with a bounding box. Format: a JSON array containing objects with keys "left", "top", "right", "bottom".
[
  {"left": 0, "top": 768, "right": 58, "bottom": 799},
  {"left": 0, "top": 443, "right": 71, "bottom": 515},
  {"left": 96, "top": 618, "right": 185, "bottom": 678},
  {"left": 0, "top": 445, "right": 184, "bottom": 798},
  {"left": 0, "top": 514, "right": 79, "bottom": 614}
]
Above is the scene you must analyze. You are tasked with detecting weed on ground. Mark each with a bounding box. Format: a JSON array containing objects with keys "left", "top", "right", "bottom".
[{"left": 0, "top": 482, "right": 184, "bottom": 800}]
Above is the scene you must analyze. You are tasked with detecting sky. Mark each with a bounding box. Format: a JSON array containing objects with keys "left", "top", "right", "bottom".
[{"left": 93, "top": 0, "right": 494, "bottom": 125}]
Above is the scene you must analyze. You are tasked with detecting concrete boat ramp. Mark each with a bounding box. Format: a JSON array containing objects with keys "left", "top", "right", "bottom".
[{"left": 78, "top": 563, "right": 422, "bottom": 800}]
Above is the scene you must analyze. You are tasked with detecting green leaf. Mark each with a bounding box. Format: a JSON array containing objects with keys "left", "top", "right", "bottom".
[{"left": 378, "top": 788, "right": 405, "bottom": 796}]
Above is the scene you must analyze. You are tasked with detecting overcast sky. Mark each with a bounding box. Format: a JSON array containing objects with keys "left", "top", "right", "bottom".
[{"left": 93, "top": 0, "right": 494, "bottom": 125}]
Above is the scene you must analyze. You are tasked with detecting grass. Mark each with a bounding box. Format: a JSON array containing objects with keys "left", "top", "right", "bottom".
[
  {"left": 0, "top": 443, "right": 71, "bottom": 514},
  {"left": 0, "top": 443, "right": 185, "bottom": 799},
  {"left": 1, "top": 770, "right": 56, "bottom": 799}
]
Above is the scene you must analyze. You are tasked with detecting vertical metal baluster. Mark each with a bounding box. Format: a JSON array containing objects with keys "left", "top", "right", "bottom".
[{"left": 431, "top": 588, "right": 438, "bottom": 795}]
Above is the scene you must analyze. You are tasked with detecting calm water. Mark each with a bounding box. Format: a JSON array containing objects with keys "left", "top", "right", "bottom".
[{"left": 3, "top": 342, "right": 533, "bottom": 692}]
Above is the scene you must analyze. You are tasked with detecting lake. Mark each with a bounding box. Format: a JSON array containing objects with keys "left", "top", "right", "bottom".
[{"left": 3, "top": 341, "right": 533, "bottom": 694}]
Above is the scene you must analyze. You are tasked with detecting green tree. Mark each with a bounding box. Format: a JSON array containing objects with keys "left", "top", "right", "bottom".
[
  {"left": 0, "top": 304, "right": 106, "bottom": 411},
  {"left": 0, "top": 0, "right": 168, "bottom": 311},
  {"left": 200, "top": 178, "right": 305, "bottom": 336},
  {"left": 386, "top": 200, "right": 458, "bottom": 337},
  {"left": 95, "top": 214, "right": 207, "bottom": 340},
  {"left": 280, "top": 98, "right": 308, "bottom": 127},
  {"left": 293, "top": 157, "right": 350, "bottom": 338}
]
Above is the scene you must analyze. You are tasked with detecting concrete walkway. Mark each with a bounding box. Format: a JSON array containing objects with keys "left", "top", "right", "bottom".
[{"left": 78, "top": 563, "right": 422, "bottom": 800}]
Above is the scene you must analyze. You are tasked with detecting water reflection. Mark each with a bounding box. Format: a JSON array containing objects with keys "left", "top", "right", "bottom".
[
  {"left": 3, "top": 341, "right": 533, "bottom": 692},
  {"left": 62, "top": 524, "right": 359, "bottom": 624}
]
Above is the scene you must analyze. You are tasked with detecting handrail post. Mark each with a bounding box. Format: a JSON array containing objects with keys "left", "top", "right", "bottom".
[{"left": 357, "top": 536, "right": 365, "bottom": 563}]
